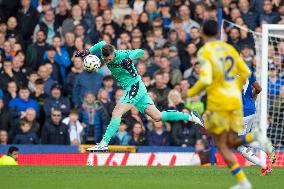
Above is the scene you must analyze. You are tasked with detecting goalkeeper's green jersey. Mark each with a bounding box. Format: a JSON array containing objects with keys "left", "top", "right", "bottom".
[{"left": 89, "top": 41, "right": 144, "bottom": 89}]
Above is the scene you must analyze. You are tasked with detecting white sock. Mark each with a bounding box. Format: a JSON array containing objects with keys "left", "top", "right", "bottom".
[{"left": 237, "top": 145, "right": 266, "bottom": 169}]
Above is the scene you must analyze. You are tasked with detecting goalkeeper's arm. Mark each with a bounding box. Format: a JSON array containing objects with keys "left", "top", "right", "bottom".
[
  {"left": 128, "top": 49, "right": 144, "bottom": 60},
  {"left": 75, "top": 41, "right": 107, "bottom": 58}
]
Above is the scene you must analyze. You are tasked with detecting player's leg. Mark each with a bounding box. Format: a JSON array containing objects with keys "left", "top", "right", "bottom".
[
  {"left": 238, "top": 116, "right": 268, "bottom": 169},
  {"left": 87, "top": 102, "right": 133, "bottom": 151},
  {"left": 214, "top": 133, "right": 252, "bottom": 189},
  {"left": 144, "top": 104, "right": 203, "bottom": 126}
]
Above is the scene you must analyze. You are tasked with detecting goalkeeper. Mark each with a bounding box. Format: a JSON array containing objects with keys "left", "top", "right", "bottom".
[{"left": 76, "top": 41, "right": 203, "bottom": 151}]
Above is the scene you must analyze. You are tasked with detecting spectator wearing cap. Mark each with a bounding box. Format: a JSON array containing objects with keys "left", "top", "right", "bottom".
[
  {"left": 16, "top": 0, "right": 39, "bottom": 50},
  {"left": 26, "top": 31, "right": 48, "bottom": 70},
  {"left": 44, "top": 45, "right": 62, "bottom": 83},
  {"left": 41, "top": 109, "right": 70, "bottom": 145},
  {"left": 43, "top": 83, "right": 71, "bottom": 118},
  {"left": 112, "top": 0, "right": 132, "bottom": 26},
  {"left": 238, "top": 0, "right": 259, "bottom": 31},
  {"left": 62, "top": 4, "right": 89, "bottom": 36},
  {"left": 268, "top": 64, "right": 284, "bottom": 95},
  {"left": 260, "top": 0, "right": 280, "bottom": 24},
  {"left": 168, "top": 46, "right": 181, "bottom": 70},
  {"left": 160, "top": 2, "right": 172, "bottom": 28},
  {"left": 72, "top": 69, "right": 103, "bottom": 107},
  {"left": 33, "top": 9, "right": 60, "bottom": 45}
]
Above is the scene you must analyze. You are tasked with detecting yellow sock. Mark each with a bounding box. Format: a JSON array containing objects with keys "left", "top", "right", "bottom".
[
  {"left": 230, "top": 163, "right": 247, "bottom": 183},
  {"left": 242, "top": 133, "right": 254, "bottom": 144}
]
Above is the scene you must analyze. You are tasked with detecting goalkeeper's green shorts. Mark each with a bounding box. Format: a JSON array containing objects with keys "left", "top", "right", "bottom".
[{"left": 119, "top": 79, "right": 154, "bottom": 114}]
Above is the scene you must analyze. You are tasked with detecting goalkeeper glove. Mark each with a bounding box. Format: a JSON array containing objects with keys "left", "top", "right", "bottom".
[{"left": 75, "top": 49, "right": 90, "bottom": 58}]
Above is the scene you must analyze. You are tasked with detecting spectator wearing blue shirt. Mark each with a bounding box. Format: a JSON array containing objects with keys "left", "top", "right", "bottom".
[
  {"left": 238, "top": 0, "right": 259, "bottom": 30},
  {"left": 147, "top": 121, "right": 170, "bottom": 146},
  {"left": 111, "top": 120, "right": 131, "bottom": 145},
  {"left": 79, "top": 92, "right": 102, "bottom": 144},
  {"left": 260, "top": 0, "right": 280, "bottom": 24},
  {"left": 12, "top": 119, "right": 39, "bottom": 144},
  {"left": 72, "top": 70, "right": 103, "bottom": 107},
  {"left": 37, "top": 65, "right": 57, "bottom": 96},
  {"left": 268, "top": 64, "right": 284, "bottom": 95},
  {"left": 9, "top": 85, "right": 39, "bottom": 116},
  {"left": 43, "top": 83, "right": 71, "bottom": 118},
  {"left": 44, "top": 36, "right": 71, "bottom": 80}
]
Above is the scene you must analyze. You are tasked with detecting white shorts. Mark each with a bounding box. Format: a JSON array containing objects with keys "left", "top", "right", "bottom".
[{"left": 239, "top": 114, "right": 255, "bottom": 136}]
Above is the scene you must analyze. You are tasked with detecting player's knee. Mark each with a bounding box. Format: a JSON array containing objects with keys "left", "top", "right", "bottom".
[{"left": 111, "top": 111, "right": 122, "bottom": 118}]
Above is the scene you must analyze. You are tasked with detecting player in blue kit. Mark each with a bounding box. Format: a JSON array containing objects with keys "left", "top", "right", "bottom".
[{"left": 239, "top": 68, "right": 276, "bottom": 176}]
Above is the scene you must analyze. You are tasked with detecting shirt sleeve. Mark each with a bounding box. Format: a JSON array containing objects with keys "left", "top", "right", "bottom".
[
  {"left": 89, "top": 41, "right": 107, "bottom": 54},
  {"left": 187, "top": 50, "right": 212, "bottom": 97},
  {"left": 128, "top": 49, "right": 145, "bottom": 60}
]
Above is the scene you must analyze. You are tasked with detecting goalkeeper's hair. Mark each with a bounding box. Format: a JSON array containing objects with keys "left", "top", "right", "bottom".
[
  {"left": 102, "top": 44, "right": 115, "bottom": 57},
  {"left": 202, "top": 19, "right": 218, "bottom": 37}
]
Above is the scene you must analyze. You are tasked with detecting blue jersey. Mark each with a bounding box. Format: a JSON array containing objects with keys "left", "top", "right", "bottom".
[{"left": 242, "top": 70, "right": 256, "bottom": 117}]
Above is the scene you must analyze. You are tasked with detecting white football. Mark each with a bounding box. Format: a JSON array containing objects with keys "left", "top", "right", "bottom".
[{"left": 83, "top": 54, "right": 101, "bottom": 72}]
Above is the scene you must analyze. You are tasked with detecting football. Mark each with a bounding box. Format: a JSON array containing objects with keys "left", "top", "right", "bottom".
[{"left": 83, "top": 54, "right": 101, "bottom": 72}]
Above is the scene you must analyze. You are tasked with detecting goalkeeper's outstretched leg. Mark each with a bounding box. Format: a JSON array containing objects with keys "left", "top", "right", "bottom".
[{"left": 87, "top": 97, "right": 204, "bottom": 152}]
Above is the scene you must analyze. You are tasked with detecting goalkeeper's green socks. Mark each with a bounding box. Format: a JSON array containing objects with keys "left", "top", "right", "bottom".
[
  {"left": 161, "top": 110, "right": 191, "bottom": 121},
  {"left": 101, "top": 117, "right": 121, "bottom": 145}
]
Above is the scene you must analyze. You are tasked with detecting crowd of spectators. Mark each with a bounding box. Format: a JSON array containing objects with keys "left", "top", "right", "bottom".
[{"left": 0, "top": 0, "right": 283, "bottom": 147}]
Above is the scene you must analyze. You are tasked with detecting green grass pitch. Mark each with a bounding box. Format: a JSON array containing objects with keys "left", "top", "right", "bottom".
[{"left": 0, "top": 166, "right": 283, "bottom": 189}]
